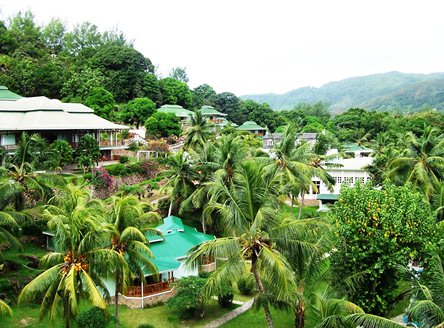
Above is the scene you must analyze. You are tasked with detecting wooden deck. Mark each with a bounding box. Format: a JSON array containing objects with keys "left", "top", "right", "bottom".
[{"left": 124, "top": 280, "right": 173, "bottom": 297}]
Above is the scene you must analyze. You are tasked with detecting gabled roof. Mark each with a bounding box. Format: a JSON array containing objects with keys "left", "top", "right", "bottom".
[
  {"left": 144, "top": 216, "right": 215, "bottom": 274},
  {"left": 158, "top": 104, "right": 194, "bottom": 118},
  {"left": 237, "top": 121, "right": 266, "bottom": 131},
  {"left": 0, "top": 96, "right": 127, "bottom": 131},
  {"left": 343, "top": 143, "right": 372, "bottom": 153},
  {"left": 0, "top": 86, "right": 22, "bottom": 101},
  {"left": 200, "top": 105, "right": 227, "bottom": 117}
]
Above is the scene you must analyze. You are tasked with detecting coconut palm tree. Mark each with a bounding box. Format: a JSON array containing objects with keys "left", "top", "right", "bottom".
[
  {"left": 162, "top": 151, "right": 196, "bottom": 216},
  {"left": 184, "top": 110, "right": 212, "bottom": 151},
  {"left": 18, "top": 184, "right": 125, "bottom": 328},
  {"left": 106, "top": 195, "right": 160, "bottom": 328},
  {"left": 187, "top": 161, "right": 296, "bottom": 328},
  {"left": 387, "top": 126, "right": 444, "bottom": 200}
]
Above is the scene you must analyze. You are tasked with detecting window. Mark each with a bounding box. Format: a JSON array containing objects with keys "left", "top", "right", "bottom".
[
  {"left": 343, "top": 177, "right": 353, "bottom": 184},
  {"left": 334, "top": 176, "right": 342, "bottom": 184},
  {"left": 312, "top": 180, "right": 320, "bottom": 194},
  {"left": 266, "top": 139, "right": 273, "bottom": 147},
  {"left": 355, "top": 177, "right": 365, "bottom": 184}
]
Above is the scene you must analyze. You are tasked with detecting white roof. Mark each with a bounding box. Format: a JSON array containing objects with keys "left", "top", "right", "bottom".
[
  {"left": 0, "top": 96, "right": 127, "bottom": 131},
  {"left": 324, "top": 157, "right": 373, "bottom": 171}
]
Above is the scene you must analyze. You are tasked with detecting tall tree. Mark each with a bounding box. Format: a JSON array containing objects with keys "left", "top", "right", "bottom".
[
  {"left": 19, "top": 184, "right": 125, "bottom": 327},
  {"left": 188, "top": 161, "right": 296, "bottom": 328},
  {"left": 184, "top": 111, "right": 212, "bottom": 151},
  {"left": 169, "top": 66, "right": 189, "bottom": 83},
  {"left": 159, "top": 77, "right": 192, "bottom": 108},
  {"left": 387, "top": 126, "right": 444, "bottom": 200},
  {"left": 106, "top": 196, "right": 160, "bottom": 328},
  {"left": 120, "top": 97, "right": 156, "bottom": 128},
  {"left": 90, "top": 46, "right": 154, "bottom": 102}
]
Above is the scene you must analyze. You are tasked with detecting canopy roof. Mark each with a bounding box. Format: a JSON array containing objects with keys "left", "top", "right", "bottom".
[
  {"left": 199, "top": 105, "right": 226, "bottom": 117},
  {"left": 0, "top": 86, "right": 22, "bottom": 101},
  {"left": 343, "top": 143, "right": 372, "bottom": 153},
  {"left": 237, "top": 120, "right": 266, "bottom": 131},
  {"left": 0, "top": 96, "right": 127, "bottom": 131},
  {"left": 158, "top": 104, "right": 194, "bottom": 118},
  {"left": 317, "top": 194, "right": 340, "bottom": 201},
  {"left": 144, "top": 216, "right": 215, "bottom": 274}
]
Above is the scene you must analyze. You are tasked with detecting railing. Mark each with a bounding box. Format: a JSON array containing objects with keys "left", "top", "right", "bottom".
[
  {"left": 124, "top": 279, "right": 173, "bottom": 297},
  {"left": 2, "top": 144, "right": 18, "bottom": 151},
  {"left": 99, "top": 140, "right": 125, "bottom": 147},
  {"left": 199, "top": 261, "right": 216, "bottom": 273}
]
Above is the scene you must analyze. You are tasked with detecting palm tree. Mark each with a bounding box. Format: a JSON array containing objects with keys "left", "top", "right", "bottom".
[
  {"left": 106, "top": 195, "right": 160, "bottom": 328},
  {"left": 19, "top": 184, "right": 125, "bottom": 328},
  {"left": 162, "top": 151, "right": 196, "bottom": 216},
  {"left": 0, "top": 299, "right": 12, "bottom": 317},
  {"left": 387, "top": 126, "right": 444, "bottom": 200},
  {"left": 268, "top": 125, "right": 334, "bottom": 219},
  {"left": 184, "top": 110, "right": 212, "bottom": 151},
  {"left": 0, "top": 134, "right": 63, "bottom": 211},
  {"left": 187, "top": 161, "right": 296, "bottom": 328}
]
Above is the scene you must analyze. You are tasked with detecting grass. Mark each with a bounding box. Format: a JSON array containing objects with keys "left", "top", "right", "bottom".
[
  {"left": 281, "top": 204, "right": 322, "bottom": 219},
  {"left": 2, "top": 242, "right": 48, "bottom": 279},
  {"left": 4, "top": 300, "right": 237, "bottom": 328},
  {"left": 221, "top": 306, "right": 293, "bottom": 328}
]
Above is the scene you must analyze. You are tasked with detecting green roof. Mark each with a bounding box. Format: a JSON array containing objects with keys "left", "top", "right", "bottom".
[
  {"left": 0, "top": 86, "right": 22, "bottom": 100},
  {"left": 343, "top": 143, "right": 372, "bottom": 152},
  {"left": 158, "top": 104, "right": 193, "bottom": 118},
  {"left": 316, "top": 194, "right": 340, "bottom": 201},
  {"left": 200, "top": 106, "right": 226, "bottom": 117},
  {"left": 237, "top": 121, "right": 266, "bottom": 131},
  {"left": 144, "top": 216, "right": 215, "bottom": 274}
]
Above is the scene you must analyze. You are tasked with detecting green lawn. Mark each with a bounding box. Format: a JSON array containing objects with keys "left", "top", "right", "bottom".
[
  {"left": 281, "top": 204, "right": 322, "bottom": 219},
  {"left": 4, "top": 299, "right": 237, "bottom": 328},
  {"left": 221, "top": 307, "right": 293, "bottom": 328}
]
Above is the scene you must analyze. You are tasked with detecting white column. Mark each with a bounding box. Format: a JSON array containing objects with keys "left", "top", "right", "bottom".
[{"left": 141, "top": 280, "right": 144, "bottom": 309}]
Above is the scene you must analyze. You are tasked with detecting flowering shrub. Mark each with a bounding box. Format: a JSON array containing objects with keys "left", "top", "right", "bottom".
[{"left": 92, "top": 167, "right": 116, "bottom": 198}]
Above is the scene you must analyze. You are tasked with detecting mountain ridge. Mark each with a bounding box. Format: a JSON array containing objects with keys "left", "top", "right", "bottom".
[{"left": 241, "top": 71, "right": 444, "bottom": 113}]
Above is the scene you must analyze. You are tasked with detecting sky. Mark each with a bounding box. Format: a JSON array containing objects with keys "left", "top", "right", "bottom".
[{"left": 1, "top": 0, "right": 444, "bottom": 95}]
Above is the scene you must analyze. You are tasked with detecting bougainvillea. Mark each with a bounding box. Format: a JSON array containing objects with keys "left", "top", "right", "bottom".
[{"left": 331, "top": 181, "right": 436, "bottom": 315}]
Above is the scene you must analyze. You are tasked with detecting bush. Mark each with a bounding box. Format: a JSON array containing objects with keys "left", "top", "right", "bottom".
[
  {"left": 216, "top": 279, "right": 234, "bottom": 308},
  {"left": 21, "top": 220, "right": 47, "bottom": 236},
  {"left": 137, "top": 325, "right": 155, "bottom": 328},
  {"left": 331, "top": 182, "right": 436, "bottom": 315},
  {"left": 105, "top": 163, "right": 127, "bottom": 176},
  {"left": 74, "top": 307, "right": 109, "bottom": 328},
  {"left": 168, "top": 276, "right": 208, "bottom": 319},
  {"left": 119, "top": 155, "right": 130, "bottom": 164},
  {"left": 237, "top": 274, "right": 255, "bottom": 296}
]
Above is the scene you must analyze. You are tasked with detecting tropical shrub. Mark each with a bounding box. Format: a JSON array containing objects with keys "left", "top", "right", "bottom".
[
  {"left": 167, "top": 276, "right": 208, "bottom": 319},
  {"left": 74, "top": 307, "right": 109, "bottom": 328},
  {"left": 237, "top": 273, "right": 256, "bottom": 296},
  {"left": 331, "top": 181, "right": 436, "bottom": 315},
  {"left": 217, "top": 281, "right": 234, "bottom": 308},
  {"left": 119, "top": 155, "right": 130, "bottom": 164}
]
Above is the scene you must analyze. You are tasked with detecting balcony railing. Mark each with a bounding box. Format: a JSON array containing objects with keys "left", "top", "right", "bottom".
[
  {"left": 124, "top": 279, "right": 174, "bottom": 297},
  {"left": 1, "top": 144, "right": 18, "bottom": 151}
]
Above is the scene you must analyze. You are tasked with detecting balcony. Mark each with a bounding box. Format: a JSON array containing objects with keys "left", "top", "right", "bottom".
[{"left": 124, "top": 279, "right": 174, "bottom": 297}]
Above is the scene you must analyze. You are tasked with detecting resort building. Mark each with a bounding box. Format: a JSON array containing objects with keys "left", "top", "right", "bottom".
[
  {"left": 306, "top": 145, "right": 373, "bottom": 211},
  {"left": 0, "top": 86, "right": 129, "bottom": 160},
  {"left": 237, "top": 121, "right": 267, "bottom": 136},
  {"left": 199, "top": 105, "right": 227, "bottom": 125},
  {"left": 262, "top": 132, "right": 317, "bottom": 149},
  {"left": 113, "top": 216, "right": 216, "bottom": 308},
  {"left": 157, "top": 104, "right": 194, "bottom": 126}
]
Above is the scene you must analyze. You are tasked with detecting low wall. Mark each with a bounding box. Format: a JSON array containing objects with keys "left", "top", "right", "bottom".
[{"left": 113, "top": 288, "right": 177, "bottom": 309}]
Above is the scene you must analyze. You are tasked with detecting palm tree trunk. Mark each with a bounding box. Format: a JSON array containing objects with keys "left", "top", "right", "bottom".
[
  {"left": 251, "top": 251, "right": 274, "bottom": 328},
  {"left": 294, "top": 300, "right": 305, "bottom": 328},
  {"left": 201, "top": 217, "right": 206, "bottom": 234},
  {"left": 168, "top": 199, "right": 173, "bottom": 216},
  {"left": 115, "top": 269, "right": 120, "bottom": 328},
  {"left": 290, "top": 193, "right": 295, "bottom": 217},
  {"left": 298, "top": 193, "right": 305, "bottom": 220}
]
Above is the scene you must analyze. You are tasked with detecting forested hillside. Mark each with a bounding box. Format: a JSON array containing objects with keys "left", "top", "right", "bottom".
[{"left": 242, "top": 71, "right": 444, "bottom": 112}]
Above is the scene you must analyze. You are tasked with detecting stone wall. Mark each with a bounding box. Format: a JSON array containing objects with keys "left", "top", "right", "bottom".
[{"left": 113, "top": 288, "right": 177, "bottom": 309}]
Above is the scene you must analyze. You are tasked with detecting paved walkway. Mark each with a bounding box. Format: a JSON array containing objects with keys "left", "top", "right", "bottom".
[{"left": 203, "top": 299, "right": 254, "bottom": 328}]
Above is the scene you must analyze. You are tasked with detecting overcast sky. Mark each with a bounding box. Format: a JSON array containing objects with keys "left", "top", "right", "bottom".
[{"left": 1, "top": 0, "right": 444, "bottom": 95}]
